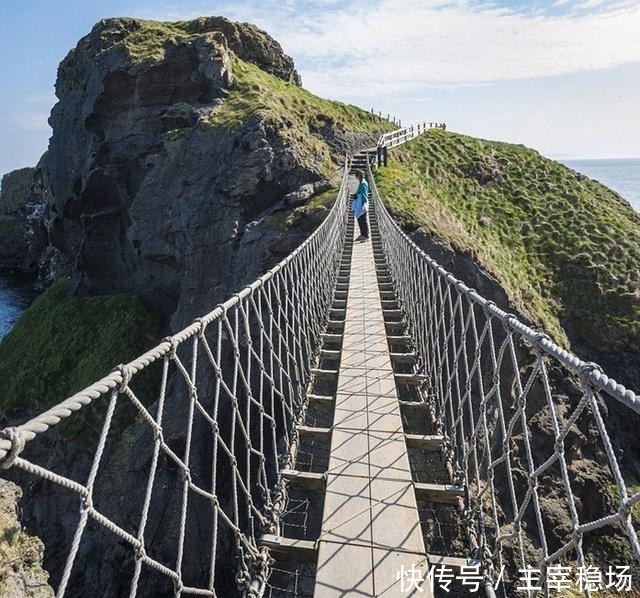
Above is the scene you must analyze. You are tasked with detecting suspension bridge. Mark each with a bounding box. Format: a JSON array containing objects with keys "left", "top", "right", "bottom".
[{"left": 1, "top": 124, "right": 639, "bottom": 597}]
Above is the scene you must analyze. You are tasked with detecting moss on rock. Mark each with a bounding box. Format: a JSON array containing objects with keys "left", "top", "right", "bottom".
[
  {"left": 0, "top": 281, "right": 160, "bottom": 423},
  {"left": 0, "top": 479, "right": 54, "bottom": 597}
]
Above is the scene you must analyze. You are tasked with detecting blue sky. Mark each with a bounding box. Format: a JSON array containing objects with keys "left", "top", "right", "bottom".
[{"left": 1, "top": 0, "right": 639, "bottom": 178}]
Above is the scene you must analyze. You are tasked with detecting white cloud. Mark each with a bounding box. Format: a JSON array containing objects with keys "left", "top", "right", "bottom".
[
  {"left": 285, "top": 1, "right": 638, "bottom": 96},
  {"left": 162, "top": 0, "right": 636, "bottom": 101}
]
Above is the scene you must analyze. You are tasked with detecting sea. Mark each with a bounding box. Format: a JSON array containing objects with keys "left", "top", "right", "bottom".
[
  {"left": 0, "top": 158, "right": 638, "bottom": 341},
  {"left": 0, "top": 271, "right": 38, "bottom": 341}
]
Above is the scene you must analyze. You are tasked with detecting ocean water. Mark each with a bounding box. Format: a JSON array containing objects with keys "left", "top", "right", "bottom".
[
  {"left": 559, "top": 157, "right": 640, "bottom": 213},
  {"left": 0, "top": 272, "right": 38, "bottom": 341}
]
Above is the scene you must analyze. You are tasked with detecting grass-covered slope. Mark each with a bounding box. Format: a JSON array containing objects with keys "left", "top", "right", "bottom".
[
  {"left": 0, "top": 281, "right": 159, "bottom": 422},
  {"left": 204, "top": 57, "right": 388, "bottom": 179},
  {"left": 118, "top": 17, "right": 392, "bottom": 183},
  {"left": 375, "top": 129, "right": 640, "bottom": 351}
]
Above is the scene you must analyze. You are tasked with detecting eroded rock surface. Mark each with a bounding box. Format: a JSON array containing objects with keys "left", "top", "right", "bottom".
[
  {"left": 45, "top": 17, "right": 371, "bottom": 330},
  {"left": 0, "top": 479, "right": 54, "bottom": 598}
]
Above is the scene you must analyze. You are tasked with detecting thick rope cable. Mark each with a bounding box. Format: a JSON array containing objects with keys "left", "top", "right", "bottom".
[
  {"left": 368, "top": 157, "right": 640, "bottom": 593},
  {"left": 0, "top": 160, "right": 350, "bottom": 596}
]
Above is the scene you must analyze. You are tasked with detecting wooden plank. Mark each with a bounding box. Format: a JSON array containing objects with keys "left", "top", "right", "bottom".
[
  {"left": 414, "top": 482, "right": 465, "bottom": 505},
  {"left": 297, "top": 425, "right": 331, "bottom": 443},
  {"left": 280, "top": 469, "right": 326, "bottom": 491},
  {"left": 387, "top": 334, "right": 411, "bottom": 346},
  {"left": 394, "top": 373, "right": 427, "bottom": 386},
  {"left": 319, "top": 348, "right": 341, "bottom": 360},
  {"left": 405, "top": 434, "right": 444, "bottom": 451},
  {"left": 321, "top": 333, "right": 342, "bottom": 344},
  {"left": 310, "top": 368, "right": 338, "bottom": 380},
  {"left": 390, "top": 352, "right": 417, "bottom": 365},
  {"left": 427, "top": 554, "right": 480, "bottom": 570},
  {"left": 385, "top": 321, "right": 405, "bottom": 333},
  {"left": 307, "top": 393, "right": 334, "bottom": 406},
  {"left": 260, "top": 534, "right": 317, "bottom": 563},
  {"left": 382, "top": 309, "right": 403, "bottom": 318}
]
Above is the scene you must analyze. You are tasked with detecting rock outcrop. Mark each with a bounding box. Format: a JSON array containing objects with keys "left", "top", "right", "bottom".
[
  {"left": 0, "top": 168, "right": 36, "bottom": 271},
  {"left": 0, "top": 156, "right": 57, "bottom": 277},
  {"left": 45, "top": 16, "right": 374, "bottom": 330},
  {"left": 0, "top": 479, "right": 54, "bottom": 598}
]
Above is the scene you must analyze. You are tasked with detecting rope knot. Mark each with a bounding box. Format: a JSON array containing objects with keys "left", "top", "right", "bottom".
[
  {"left": 135, "top": 543, "right": 147, "bottom": 561},
  {"left": 0, "top": 427, "right": 25, "bottom": 470},
  {"left": 532, "top": 331, "right": 552, "bottom": 352},
  {"left": 483, "top": 300, "right": 497, "bottom": 313},
  {"left": 112, "top": 363, "right": 132, "bottom": 393},
  {"left": 579, "top": 361, "right": 603, "bottom": 382},
  {"left": 162, "top": 336, "right": 178, "bottom": 358},
  {"left": 82, "top": 494, "right": 94, "bottom": 511},
  {"left": 194, "top": 317, "right": 206, "bottom": 336},
  {"left": 502, "top": 314, "right": 519, "bottom": 333}
]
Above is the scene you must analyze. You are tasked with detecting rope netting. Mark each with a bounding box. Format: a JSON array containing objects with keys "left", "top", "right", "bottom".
[
  {"left": 0, "top": 165, "right": 350, "bottom": 597},
  {"left": 369, "top": 163, "right": 640, "bottom": 594}
]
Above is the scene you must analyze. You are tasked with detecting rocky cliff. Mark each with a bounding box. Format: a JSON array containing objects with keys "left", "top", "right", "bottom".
[
  {"left": 45, "top": 16, "right": 380, "bottom": 331},
  {"left": 1, "top": 16, "right": 389, "bottom": 597},
  {"left": 0, "top": 480, "right": 54, "bottom": 597},
  {"left": 0, "top": 155, "right": 60, "bottom": 278},
  {"left": 0, "top": 167, "right": 38, "bottom": 272}
]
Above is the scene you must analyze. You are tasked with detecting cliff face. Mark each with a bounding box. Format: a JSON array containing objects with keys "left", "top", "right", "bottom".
[
  {"left": 0, "top": 167, "right": 39, "bottom": 271},
  {"left": 1, "top": 17, "right": 387, "bottom": 596},
  {"left": 46, "top": 16, "right": 373, "bottom": 330},
  {"left": 0, "top": 479, "right": 54, "bottom": 598}
]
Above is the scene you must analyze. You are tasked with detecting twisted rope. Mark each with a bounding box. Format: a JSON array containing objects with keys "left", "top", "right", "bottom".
[
  {"left": 368, "top": 159, "right": 640, "bottom": 591},
  {"left": 0, "top": 161, "right": 350, "bottom": 596}
]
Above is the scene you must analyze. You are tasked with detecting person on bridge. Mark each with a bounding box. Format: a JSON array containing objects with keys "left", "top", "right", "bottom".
[{"left": 352, "top": 169, "right": 369, "bottom": 241}]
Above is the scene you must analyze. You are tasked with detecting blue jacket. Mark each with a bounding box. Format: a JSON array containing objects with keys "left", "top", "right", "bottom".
[{"left": 352, "top": 179, "right": 369, "bottom": 219}]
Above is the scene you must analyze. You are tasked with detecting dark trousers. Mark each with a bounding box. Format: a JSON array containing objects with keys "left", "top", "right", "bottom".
[{"left": 357, "top": 213, "right": 369, "bottom": 238}]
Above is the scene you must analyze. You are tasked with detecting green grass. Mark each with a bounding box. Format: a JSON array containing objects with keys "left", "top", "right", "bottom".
[
  {"left": 375, "top": 129, "right": 640, "bottom": 350},
  {"left": 610, "top": 477, "right": 640, "bottom": 522},
  {"left": 107, "top": 17, "right": 393, "bottom": 181},
  {"left": 202, "top": 56, "right": 392, "bottom": 179},
  {"left": 118, "top": 20, "right": 192, "bottom": 69},
  {"left": 0, "top": 281, "right": 160, "bottom": 425}
]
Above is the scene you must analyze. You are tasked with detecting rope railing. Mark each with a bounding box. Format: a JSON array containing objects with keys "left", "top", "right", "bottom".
[
  {"left": 0, "top": 162, "right": 351, "bottom": 597},
  {"left": 368, "top": 161, "right": 640, "bottom": 594},
  {"left": 3, "top": 133, "right": 639, "bottom": 597}
]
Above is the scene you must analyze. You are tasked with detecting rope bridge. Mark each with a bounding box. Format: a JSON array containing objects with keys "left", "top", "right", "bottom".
[{"left": 1, "top": 131, "right": 639, "bottom": 596}]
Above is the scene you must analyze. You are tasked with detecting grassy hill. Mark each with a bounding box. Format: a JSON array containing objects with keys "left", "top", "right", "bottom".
[{"left": 375, "top": 129, "right": 640, "bottom": 354}]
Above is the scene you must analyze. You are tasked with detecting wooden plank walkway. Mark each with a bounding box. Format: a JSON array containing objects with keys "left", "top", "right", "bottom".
[{"left": 313, "top": 225, "right": 433, "bottom": 597}]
